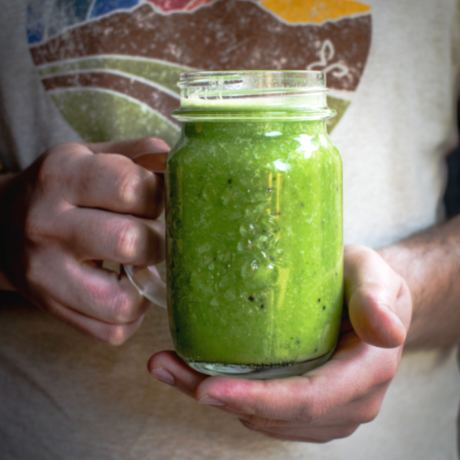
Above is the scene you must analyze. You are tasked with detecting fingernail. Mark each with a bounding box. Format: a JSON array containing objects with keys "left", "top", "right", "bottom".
[
  {"left": 151, "top": 368, "right": 175, "bottom": 386},
  {"left": 198, "top": 396, "right": 225, "bottom": 406}
]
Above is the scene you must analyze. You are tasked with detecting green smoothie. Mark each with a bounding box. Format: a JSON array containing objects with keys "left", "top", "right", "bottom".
[{"left": 165, "top": 71, "right": 343, "bottom": 379}]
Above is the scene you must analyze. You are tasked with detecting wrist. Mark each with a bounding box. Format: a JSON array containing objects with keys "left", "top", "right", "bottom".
[{"left": 377, "top": 218, "right": 460, "bottom": 349}]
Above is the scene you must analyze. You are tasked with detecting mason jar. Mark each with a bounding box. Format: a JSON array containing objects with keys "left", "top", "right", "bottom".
[{"left": 164, "top": 71, "right": 343, "bottom": 379}]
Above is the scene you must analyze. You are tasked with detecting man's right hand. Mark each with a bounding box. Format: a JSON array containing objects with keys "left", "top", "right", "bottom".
[{"left": 0, "top": 138, "right": 169, "bottom": 344}]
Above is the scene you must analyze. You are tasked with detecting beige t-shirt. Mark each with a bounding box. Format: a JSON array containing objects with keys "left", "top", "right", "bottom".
[{"left": 1, "top": 0, "right": 460, "bottom": 459}]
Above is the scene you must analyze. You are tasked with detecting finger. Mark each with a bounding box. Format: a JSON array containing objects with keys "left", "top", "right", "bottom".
[
  {"left": 132, "top": 153, "right": 167, "bottom": 174},
  {"left": 58, "top": 207, "right": 165, "bottom": 265},
  {"left": 64, "top": 153, "right": 164, "bottom": 218},
  {"left": 189, "top": 332, "right": 399, "bottom": 423},
  {"left": 229, "top": 382, "right": 386, "bottom": 428},
  {"left": 149, "top": 338, "right": 397, "bottom": 428},
  {"left": 344, "top": 245, "right": 411, "bottom": 348},
  {"left": 210, "top": 403, "right": 361, "bottom": 442},
  {"left": 148, "top": 351, "right": 208, "bottom": 398},
  {"left": 67, "top": 261, "right": 152, "bottom": 324},
  {"left": 43, "top": 294, "right": 144, "bottom": 345},
  {"left": 132, "top": 154, "right": 166, "bottom": 183},
  {"left": 240, "top": 420, "right": 360, "bottom": 443},
  {"left": 86, "top": 136, "right": 170, "bottom": 162},
  {"left": 32, "top": 254, "right": 151, "bottom": 324},
  {"left": 88, "top": 137, "right": 169, "bottom": 179}
]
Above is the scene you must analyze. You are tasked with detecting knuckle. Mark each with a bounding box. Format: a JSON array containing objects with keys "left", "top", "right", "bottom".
[
  {"left": 309, "top": 425, "right": 360, "bottom": 444},
  {"left": 296, "top": 400, "right": 323, "bottom": 425},
  {"left": 244, "top": 416, "right": 275, "bottom": 429},
  {"left": 113, "top": 221, "right": 143, "bottom": 261},
  {"left": 83, "top": 154, "right": 106, "bottom": 185},
  {"left": 299, "top": 434, "right": 329, "bottom": 444},
  {"left": 59, "top": 141, "right": 84, "bottom": 151},
  {"left": 336, "top": 424, "right": 360, "bottom": 439},
  {"left": 361, "top": 408, "right": 379, "bottom": 424},
  {"left": 23, "top": 252, "right": 42, "bottom": 287},
  {"left": 36, "top": 153, "right": 58, "bottom": 189},
  {"left": 134, "top": 137, "right": 154, "bottom": 152},
  {"left": 22, "top": 252, "right": 57, "bottom": 296},
  {"left": 115, "top": 170, "right": 144, "bottom": 208},
  {"left": 358, "top": 399, "right": 382, "bottom": 424},
  {"left": 38, "top": 143, "right": 80, "bottom": 187},
  {"left": 87, "top": 281, "right": 138, "bottom": 325},
  {"left": 136, "top": 136, "right": 169, "bottom": 153},
  {"left": 388, "top": 358, "right": 399, "bottom": 378},
  {"left": 103, "top": 324, "right": 130, "bottom": 346},
  {"left": 110, "top": 289, "right": 138, "bottom": 324},
  {"left": 23, "top": 212, "right": 43, "bottom": 244},
  {"left": 378, "top": 358, "right": 399, "bottom": 384}
]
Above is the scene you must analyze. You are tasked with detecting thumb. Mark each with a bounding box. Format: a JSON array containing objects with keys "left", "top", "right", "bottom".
[{"left": 344, "top": 245, "right": 412, "bottom": 348}]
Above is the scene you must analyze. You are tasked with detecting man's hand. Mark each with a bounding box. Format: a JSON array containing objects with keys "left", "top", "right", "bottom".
[
  {"left": 148, "top": 245, "right": 412, "bottom": 442},
  {"left": 0, "top": 138, "right": 168, "bottom": 345}
]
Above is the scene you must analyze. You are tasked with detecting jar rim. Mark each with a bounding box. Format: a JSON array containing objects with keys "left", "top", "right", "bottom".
[
  {"left": 174, "top": 70, "right": 335, "bottom": 121},
  {"left": 178, "top": 70, "right": 327, "bottom": 88}
]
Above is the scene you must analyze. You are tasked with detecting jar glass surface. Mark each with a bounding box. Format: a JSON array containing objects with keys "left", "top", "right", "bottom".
[{"left": 166, "top": 71, "right": 343, "bottom": 379}]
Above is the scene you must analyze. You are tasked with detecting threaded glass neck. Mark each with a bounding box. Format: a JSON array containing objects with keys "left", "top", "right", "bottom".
[{"left": 173, "top": 71, "right": 335, "bottom": 121}]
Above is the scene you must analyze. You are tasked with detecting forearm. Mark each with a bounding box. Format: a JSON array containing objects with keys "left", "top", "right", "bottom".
[
  {"left": 378, "top": 215, "right": 460, "bottom": 349},
  {"left": 0, "top": 172, "right": 18, "bottom": 291}
]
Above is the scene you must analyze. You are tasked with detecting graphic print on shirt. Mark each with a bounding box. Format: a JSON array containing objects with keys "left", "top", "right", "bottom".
[{"left": 27, "top": 0, "right": 372, "bottom": 146}]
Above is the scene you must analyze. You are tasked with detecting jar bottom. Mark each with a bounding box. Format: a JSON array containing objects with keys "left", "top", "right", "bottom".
[{"left": 184, "top": 349, "right": 335, "bottom": 380}]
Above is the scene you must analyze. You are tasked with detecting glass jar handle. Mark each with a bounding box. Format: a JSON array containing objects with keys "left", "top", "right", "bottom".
[
  {"left": 124, "top": 150, "right": 169, "bottom": 309},
  {"left": 124, "top": 265, "right": 167, "bottom": 308}
]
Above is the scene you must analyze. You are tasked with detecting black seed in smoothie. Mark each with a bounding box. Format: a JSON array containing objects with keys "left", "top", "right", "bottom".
[
  {"left": 269, "top": 256, "right": 275, "bottom": 261},
  {"left": 300, "top": 202, "right": 304, "bottom": 207},
  {"left": 262, "top": 229, "right": 267, "bottom": 233},
  {"left": 248, "top": 296, "right": 255, "bottom": 302},
  {"left": 335, "top": 272, "right": 338, "bottom": 277},
  {"left": 228, "top": 179, "right": 232, "bottom": 184},
  {"left": 295, "top": 340, "right": 300, "bottom": 345},
  {"left": 315, "top": 348, "right": 318, "bottom": 352},
  {"left": 260, "top": 304, "right": 264, "bottom": 309},
  {"left": 322, "top": 306, "right": 326, "bottom": 310},
  {"left": 275, "top": 212, "right": 281, "bottom": 216},
  {"left": 317, "top": 298, "right": 321, "bottom": 302},
  {"left": 336, "top": 187, "right": 339, "bottom": 192}
]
